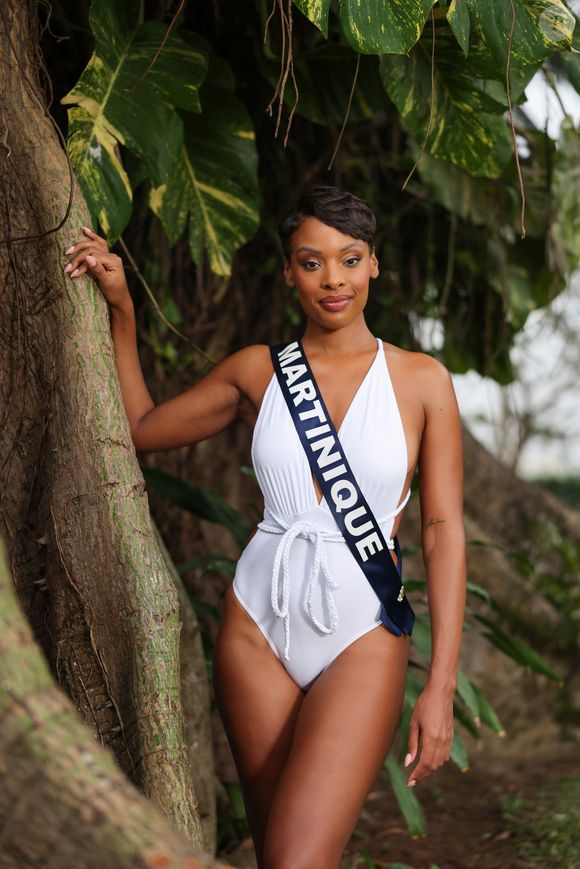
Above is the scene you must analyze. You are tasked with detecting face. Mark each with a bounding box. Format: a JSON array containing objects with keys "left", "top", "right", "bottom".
[{"left": 283, "top": 216, "right": 379, "bottom": 329}]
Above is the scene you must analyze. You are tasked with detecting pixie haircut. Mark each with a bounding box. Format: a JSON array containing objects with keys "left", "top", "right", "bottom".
[{"left": 278, "top": 185, "right": 376, "bottom": 259}]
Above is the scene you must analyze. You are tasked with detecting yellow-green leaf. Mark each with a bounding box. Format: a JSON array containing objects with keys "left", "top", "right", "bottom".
[
  {"left": 340, "top": 0, "right": 435, "bottom": 55},
  {"left": 292, "top": 0, "right": 331, "bottom": 37},
  {"left": 149, "top": 52, "right": 260, "bottom": 277}
]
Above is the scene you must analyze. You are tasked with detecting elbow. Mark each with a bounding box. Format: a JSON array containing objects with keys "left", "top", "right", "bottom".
[{"left": 421, "top": 518, "right": 466, "bottom": 561}]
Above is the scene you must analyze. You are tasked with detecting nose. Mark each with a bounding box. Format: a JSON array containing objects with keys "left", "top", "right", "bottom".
[{"left": 321, "top": 267, "right": 345, "bottom": 290}]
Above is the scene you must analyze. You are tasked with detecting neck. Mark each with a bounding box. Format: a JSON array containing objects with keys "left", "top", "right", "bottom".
[{"left": 301, "top": 314, "right": 375, "bottom": 356}]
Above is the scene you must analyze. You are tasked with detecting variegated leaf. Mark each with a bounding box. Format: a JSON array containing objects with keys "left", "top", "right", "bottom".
[
  {"left": 61, "top": 0, "right": 207, "bottom": 240},
  {"left": 292, "top": 0, "right": 331, "bottom": 37},
  {"left": 149, "top": 52, "right": 260, "bottom": 277},
  {"left": 339, "top": 0, "right": 435, "bottom": 55},
  {"left": 467, "top": 0, "right": 575, "bottom": 68},
  {"left": 380, "top": 22, "right": 513, "bottom": 177},
  {"left": 447, "top": 0, "right": 471, "bottom": 56}
]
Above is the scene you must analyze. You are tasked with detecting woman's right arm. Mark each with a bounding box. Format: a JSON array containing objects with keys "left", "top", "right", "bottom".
[{"left": 64, "top": 227, "right": 248, "bottom": 453}]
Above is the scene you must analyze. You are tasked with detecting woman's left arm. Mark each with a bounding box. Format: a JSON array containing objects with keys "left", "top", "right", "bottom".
[{"left": 404, "top": 355, "right": 467, "bottom": 788}]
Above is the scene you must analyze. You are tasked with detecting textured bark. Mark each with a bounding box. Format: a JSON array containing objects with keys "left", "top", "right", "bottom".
[
  {"left": 0, "top": 540, "right": 230, "bottom": 869},
  {"left": 0, "top": 0, "right": 214, "bottom": 853},
  {"left": 155, "top": 524, "right": 217, "bottom": 851}
]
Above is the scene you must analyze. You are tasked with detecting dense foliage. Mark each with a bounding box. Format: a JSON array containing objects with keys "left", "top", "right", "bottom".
[{"left": 57, "top": 0, "right": 580, "bottom": 381}]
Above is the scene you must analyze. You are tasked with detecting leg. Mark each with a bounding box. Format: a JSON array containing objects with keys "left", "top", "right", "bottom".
[
  {"left": 213, "top": 584, "right": 305, "bottom": 864},
  {"left": 262, "top": 625, "right": 410, "bottom": 869}
]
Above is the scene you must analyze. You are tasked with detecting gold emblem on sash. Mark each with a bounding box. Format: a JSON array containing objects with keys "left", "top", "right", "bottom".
[{"left": 397, "top": 584, "right": 405, "bottom": 602}]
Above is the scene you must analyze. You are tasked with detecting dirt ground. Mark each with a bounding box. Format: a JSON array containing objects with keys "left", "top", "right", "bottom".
[{"left": 218, "top": 742, "right": 580, "bottom": 869}]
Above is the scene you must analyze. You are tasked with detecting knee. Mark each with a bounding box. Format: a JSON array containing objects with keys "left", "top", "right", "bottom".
[{"left": 262, "top": 842, "right": 337, "bottom": 869}]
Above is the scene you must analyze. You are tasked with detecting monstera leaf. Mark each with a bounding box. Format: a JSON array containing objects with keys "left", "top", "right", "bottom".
[
  {"left": 149, "top": 49, "right": 260, "bottom": 277},
  {"left": 61, "top": 0, "right": 207, "bottom": 240}
]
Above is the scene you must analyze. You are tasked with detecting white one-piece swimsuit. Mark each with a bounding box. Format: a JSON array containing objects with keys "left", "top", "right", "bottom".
[{"left": 232, "top": 336, "right": 410, "bottom": 691}]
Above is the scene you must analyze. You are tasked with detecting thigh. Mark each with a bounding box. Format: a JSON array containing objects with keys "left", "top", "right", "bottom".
[
  {"left": 213, "top": 584, "right": 305, "bottom": 860},
  {"left": 262, "top": 625, "right": 410, "bottom": 869}
]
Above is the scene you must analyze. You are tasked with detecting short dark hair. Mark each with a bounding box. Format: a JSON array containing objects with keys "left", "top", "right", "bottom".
[{"left": 278, "top": 185, "right": 376, "bottom": 259}]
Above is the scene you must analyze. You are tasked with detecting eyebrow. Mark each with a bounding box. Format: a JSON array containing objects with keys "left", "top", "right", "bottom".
[{"left": 295, "top": 242, "right": 364, "bottom": 255}]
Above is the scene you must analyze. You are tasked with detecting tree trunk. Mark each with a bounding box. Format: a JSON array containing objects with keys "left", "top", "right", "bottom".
[
  {"left": 0, "top": 0, "right": 214, "bottom": 853},
  {"left": 0, "top": 539, "right": 230, "bottom": 869}
]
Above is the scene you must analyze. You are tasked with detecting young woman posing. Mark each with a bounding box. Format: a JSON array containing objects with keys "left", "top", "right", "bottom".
[{"left": 64, "top": 186, "right": 466, "bottom": 869}]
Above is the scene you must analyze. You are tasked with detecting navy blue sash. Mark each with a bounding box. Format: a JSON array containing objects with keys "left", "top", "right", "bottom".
[{"left": 270, "top": 340, "right": 415, "bottom": 638}]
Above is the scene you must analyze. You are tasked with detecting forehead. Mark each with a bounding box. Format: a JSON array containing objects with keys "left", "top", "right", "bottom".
[{"left": 289, "top": 216, "right": 367, "bottom": 254}]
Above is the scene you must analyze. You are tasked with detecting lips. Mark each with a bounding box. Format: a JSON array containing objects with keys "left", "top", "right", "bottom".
[{"left": 319, "top": 295, "right": 353, "bottom": 312}]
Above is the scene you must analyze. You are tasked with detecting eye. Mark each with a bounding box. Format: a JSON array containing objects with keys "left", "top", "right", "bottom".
[
  {"left": 344, "top": 256, "right": 361, "bottom": 267},
  {"left": 301, "top": 260, "right": 320, "bottom": 271}
]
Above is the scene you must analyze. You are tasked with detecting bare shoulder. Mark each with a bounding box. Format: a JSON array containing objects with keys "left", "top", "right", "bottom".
[
  {"left": 214, "top": 343, "right": 271, "bottom": 381},
  {"left": 216, "top": 343, "right": 275, "bottom": 413},
  {"left": 382, "top": 342, "right": 456, "bottom": 408}
]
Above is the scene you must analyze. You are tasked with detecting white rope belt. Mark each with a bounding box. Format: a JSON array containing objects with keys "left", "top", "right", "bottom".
[{"left": 257, "top": 489, "right": 411, "bottom": 661}]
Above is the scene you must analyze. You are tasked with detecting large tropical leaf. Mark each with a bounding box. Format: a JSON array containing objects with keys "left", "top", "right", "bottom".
[
  {"left": 340, "top": 0, "right": 435, "bottom": 54},
  {"left": 447, "top": 0, "right": 471, "bottom": 56},
  {"left": 467, "top": 0, "right": 575, "bottom": 68},
  {"left": 149, "top": 48, "right": 260, "bottom": 277},
  {"left": 292, "top": 0, "right": 331, "bottom": 37},
  {"left": 61, "top": 0, "right": 207, "bottom": 240},
  {"left": 380, "top": 21, "right": 514, "bottom": 177}
]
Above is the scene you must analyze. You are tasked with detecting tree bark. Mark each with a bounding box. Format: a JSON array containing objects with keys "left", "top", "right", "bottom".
[
  {"left": 0, "top": 539, "right": 230, "bottom": 869},
  {"left": 0, "top": 0, "right": 214, "bottom": 852}
]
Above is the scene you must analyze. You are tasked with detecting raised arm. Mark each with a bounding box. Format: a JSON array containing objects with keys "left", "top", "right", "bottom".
[
  {"left": 64, "top": 227, "right": 253, "bottom": 453},
  {"left": 404, "top": 354, "right": 467, "bottom": 787}
]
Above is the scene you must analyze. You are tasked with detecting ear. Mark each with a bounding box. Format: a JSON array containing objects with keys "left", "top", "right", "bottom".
[
  {"left": 370, "top": 248, "right": 379, "bottom": 279},
  {"left": 283, "top": 258, "right": 295, "bottom": 287}
]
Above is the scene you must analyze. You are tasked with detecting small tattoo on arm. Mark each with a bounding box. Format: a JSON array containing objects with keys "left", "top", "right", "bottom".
[{"left": 426, "top": 517, "right": 446, "bottom": 529}]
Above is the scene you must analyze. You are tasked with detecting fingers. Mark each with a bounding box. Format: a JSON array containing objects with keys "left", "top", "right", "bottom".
[
  {"left": 64, "top": 247, "right": 120, "bottom": 278},
  {"left": 404, "top": 719, "right": 420, "bottom": 786},
  {"left": 63, "top": 226, "right": 108, "bottom": 267},
  {"left": 406, "top": 731, "right": 453, "bottom": 787},
  {"left": 81, "top": 226, "right": 108, "bottom": 248}
]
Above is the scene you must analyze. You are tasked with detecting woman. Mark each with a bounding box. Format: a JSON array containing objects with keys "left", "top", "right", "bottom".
[{"left": 64, "top": 186, "right": 466, "bottom": 868}]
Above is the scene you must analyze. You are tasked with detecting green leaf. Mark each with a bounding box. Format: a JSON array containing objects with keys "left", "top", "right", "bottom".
[
  {"left": 470, "top": 681, "right": 506, "bottom": 736},
  {"left": 465, "top": 581, "right": 493, "bottom": 605},
  {"left": 384, "top": 752, "right": 428, "bottom": 838},
  {"left": 292, "top": 0, "right": 331, "bottom": 37},
  {"left": 177, "top": 552, "right": 237, "bottom": 575},
  {"left": 553, "top": 119, "right": 580, "bottom": 273},
  {"left": 453, "top": 699, "right": 481, "bottom": 737},
  {"left": 447, "top": 0, "right": 471, "bottom": 56},
  {"left": 455, "top": 669, "right": 481, "bottom": 723},
  {"left": 61, "top": 1, "right": 208, "bottom": 241},
  {"left": 450, "top": 726, "right": 470, "bottom": 771},
  {"left": 474, "top": 613, "right": 563, "bottom": 682},
  {"left": 409, "top": 613, "right": 432, "bottom": 662},
  {"left": 380, "top": 22, "right": 513, "bottom": 177},
  {"left": 141, "top": 467, "right": 250, "bottom": 548},
  {"left": 340, "top": 0, "right": 435, "bottom": 54},
  {"left": 467, "top": 0, "right": 575, "bottom": 68},
  {"left": 149, "top": 49, "right": 260, "bottom": 276}
]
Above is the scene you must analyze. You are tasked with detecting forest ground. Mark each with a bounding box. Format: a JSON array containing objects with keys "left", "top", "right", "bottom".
[{"left": 218, "top": 742, "right": 580, "bottom": 869}]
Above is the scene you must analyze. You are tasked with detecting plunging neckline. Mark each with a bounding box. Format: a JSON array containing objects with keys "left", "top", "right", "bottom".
[{"left": 300, "top": 337, "right": 382, "bottom": 507}]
